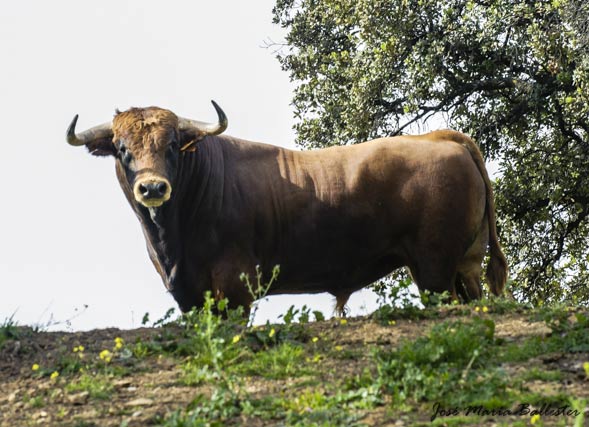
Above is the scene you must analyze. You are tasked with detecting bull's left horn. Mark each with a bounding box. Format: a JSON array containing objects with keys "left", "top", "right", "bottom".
[
  {"left": 178, "top": 100, "right": 228, "bottom": 136},
  {"left": 66, "top": 115, "right": 113, "bottom": 146}
]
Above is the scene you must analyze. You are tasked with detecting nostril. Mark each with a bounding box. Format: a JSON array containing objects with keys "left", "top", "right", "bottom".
[
  {"left": 156, "top": 182, "right": 167, "bottom": 196},
  {"left": 139, "top": 183, "right": 149, "bottom": 196}
]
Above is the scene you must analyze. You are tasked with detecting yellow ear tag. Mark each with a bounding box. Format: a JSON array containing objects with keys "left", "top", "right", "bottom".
[
  {"left": 180, "top": 134, "right": 205, "bottom": 152},
  {"left": 180, "top": 140, "right": 197, "bottom": 152}
]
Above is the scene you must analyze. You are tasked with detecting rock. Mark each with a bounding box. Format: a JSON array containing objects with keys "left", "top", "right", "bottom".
[
  {"left": 125, "top": 398, "right": 154, "bottom": 407},
  {"left": 32, "top": 410, "right": 48, "bottom": 420},
  {"left": 7, "top": 389, "right": 20, "bottom": 403},
  {"left": 67, "top": 391, "right": 89, "bottom": 405},
  {"left": 114, "top": 379, "right": 133, "bottom": 388}
]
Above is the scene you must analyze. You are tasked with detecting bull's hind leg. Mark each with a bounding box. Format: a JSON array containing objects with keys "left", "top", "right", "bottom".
[
  {"left": 409, "top": 259, "right": 459, "bottom": 304},
  {"left": 455, "top": 222, "right": 488, "bottom": 302}
]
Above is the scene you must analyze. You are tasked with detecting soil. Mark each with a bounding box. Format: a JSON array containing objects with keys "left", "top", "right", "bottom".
[{"left": 1, "top": 307, "right": 588, "bottom": 427}]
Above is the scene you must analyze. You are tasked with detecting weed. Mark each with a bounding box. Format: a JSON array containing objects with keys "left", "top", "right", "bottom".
[
  {"left": 279, "top": 389, "right": 368, "bottom": 426},
  {"left": 234, "top": 342, "right": 311, "bottom": 379},
  {"left": 23, "top": 394, "right": 45, "bottom": 408},
  {"left": 180, "top": 293, "right": 245, "bottom": 388},
  {"left": 241, "top": 264, "right": 280, "bottom": 327},
  {"left": 375, "top": 317, "right": 508, "bottom": 407},
  {"left": 570, "top": 397, "right": 587, "bottom": 427},
  {"left": 519, "top": 368, "right": 564, "bottom": 382},
  {"left": 152, "top": 307, "right": 177, "bottom": 327},
  {"left": 65, "top": 373, "right": 114, "bottom": 400},
  {"left": 279, "top": 304, "right": 324, "bottom": 324},
  {"left": 370, "top": 272, "right": 419, "bottom": 309},
  {"left": 0, "top": 313, "right": 19, "bottom": 348},
  {"left": 500, "top": 309, "right": 589, "bottom": 363},
  {"left": 158, "top": 390, "right": 242, "bottom": 427}
]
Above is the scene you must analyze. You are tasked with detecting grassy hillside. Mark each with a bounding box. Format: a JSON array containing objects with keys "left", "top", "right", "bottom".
[{"left": 1, "top": 297, "right": 588, "bottom": 426}]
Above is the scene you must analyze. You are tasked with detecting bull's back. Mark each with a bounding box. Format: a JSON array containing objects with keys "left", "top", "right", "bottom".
[{"left": 259, "top": 133, "right": 486, "bottom": 291}]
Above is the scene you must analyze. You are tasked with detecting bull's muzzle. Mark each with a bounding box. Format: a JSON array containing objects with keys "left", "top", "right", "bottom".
[{"left": 133, "top": 175, "right": 172, "bottom": 208}]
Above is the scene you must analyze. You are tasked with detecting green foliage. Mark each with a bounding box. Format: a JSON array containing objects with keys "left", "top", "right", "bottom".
[
  {"left": 158, "top": 390, "right": 241, "bottom": 427},
  {"left": 375, "top": 317, "right": 508, "bottom": 406},
  {"left": 179, "top": 293, "right": 245, "bottom": 386},
  {"left": 571, "top": 397, "right": 587, "bottom": 427},
  {"left": 65, "top": 373, "right": 114, "bottom": 400},
  {"left": 0, "top": 313, "right": 19, "bottom": 348},
  {"left": 279, "top": 304, "right": 324, "bottom": 324},
  {"left": 370, "top": 273, "right": 420, "bottom": 312},
  {"left": 278, "top": 388, "right": 370, "bottom": 426},
  {"left": 234, "top": 342, "right": 312, "bottom": 379},
  {"left": 273, "top": 0, "right": 589, "bottom": 304},
  {"left": 241, "top": 264, "right": 280, "bottom": 327}
]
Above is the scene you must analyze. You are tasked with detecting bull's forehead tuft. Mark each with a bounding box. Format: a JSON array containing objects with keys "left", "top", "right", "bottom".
[{"left": 113, "top": 107, "right": 178, "bottom": 150}]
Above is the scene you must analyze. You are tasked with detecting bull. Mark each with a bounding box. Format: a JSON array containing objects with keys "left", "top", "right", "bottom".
[{"left": 66, "top": 101, "right": 507, "bottom": 314}]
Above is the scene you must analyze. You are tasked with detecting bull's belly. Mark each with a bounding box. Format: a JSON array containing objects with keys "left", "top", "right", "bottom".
[{"left": 268, "top": 249, "right": 406, "bottom": 295}]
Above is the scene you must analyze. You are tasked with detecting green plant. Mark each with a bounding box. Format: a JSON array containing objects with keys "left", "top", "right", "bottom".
[
  {"left": 180, "top": 294, "right": 244, "bottom": 388},
  {"left": 159, "top": 390, "right": 242, "bottom": 427},
  {"left": 279, "top": 389, "right": 367, "bottom": 427},
  {"left": 65, "top": 373, "right": 114, "bottom": 400},
  {"left": 278, "top": 304, "right": 325, "bottom": 324},
  {"left": 23, "top": 394, "right": 45, "bottom": 408},
  {"left": 234, "top": 342, "right": 311, "bottom": 379},
  {"left": 241, "top": 264, "right": 280, "bottom": 327},
  {"left": 570, "top": 397, "right": 587, "bottom": 427},
  {"left": 375, "top": 317, "right": 508, "bottom": 407},
  {"left": 370, "top": 273, "right": 418, "bottom": 309},
  {"left": 0, "top": 313, "right": 19, "bottom": 348}
]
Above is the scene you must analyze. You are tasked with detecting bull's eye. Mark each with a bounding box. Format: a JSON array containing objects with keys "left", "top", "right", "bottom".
[
  {"left": 166, "top": 143, "right": 176, "bottom": 155},
  {"left": 118, "top": 144, "right": 132, "bottom": 166}
]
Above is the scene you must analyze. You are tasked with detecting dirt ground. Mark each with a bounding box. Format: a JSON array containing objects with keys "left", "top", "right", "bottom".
[{"left": 1, "top": 307, "right": 588, "bottom": 427}]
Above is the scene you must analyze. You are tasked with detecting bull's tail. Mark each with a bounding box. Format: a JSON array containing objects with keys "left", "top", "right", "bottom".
[{"left": 447, "top": 131, "right": 508, "bottom": 295}]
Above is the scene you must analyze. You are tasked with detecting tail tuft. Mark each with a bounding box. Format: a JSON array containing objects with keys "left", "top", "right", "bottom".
[{"left": 486, "top": 248, "right": 508, "bottom": 296}]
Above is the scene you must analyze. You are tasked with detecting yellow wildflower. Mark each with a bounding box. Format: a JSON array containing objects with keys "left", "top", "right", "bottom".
[
  {"left": 531, "top": 414, "right": 541, "bottom": 424},
  {"left": 50, "top": 371, "right": 59, "bottom": 380},
  {"left": 312, "top": 337, "right": 319, "bottom": 343},
  {"left": 340, "top": 319, "right": 348, "bottom": 325},
  {"left": 99, "top": 349, "right": 113, "bottom": 363},
  {"left": 335, "top": 345, "right": 343, "bottom": 351},
  {"left": 114, "top": 337, "right": 124, "bottom": 350},
  {"left": 31, "top": 363, "right": 40, "bottom": 371},
  {"left": 232, "top": 335, "right": 241, "bottom": 344},
  {"left": 388, "top": 320, "right": 396, "bottom": 326},
  {"left": 269, "top": 328, "right": 276, "bottom": 338},
  {"left": 583, "top": 361, "right": 589, "bottom": 377},
  {"left": 475, "top": 306, "right": 480, "bottom": 312},
  {"left": 482, "top": 306, "right": 489, "bottom": 313}
]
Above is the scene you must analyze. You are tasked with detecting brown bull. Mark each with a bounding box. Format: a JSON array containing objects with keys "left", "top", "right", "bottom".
[{"left": 66, "top": 101, "right": 507, "bottom": 314}]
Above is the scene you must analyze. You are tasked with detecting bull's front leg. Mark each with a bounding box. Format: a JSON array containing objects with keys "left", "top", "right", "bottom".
[
  {"left": 210, "top": 253, "right": 258, "bottom": 317},
  {"left": 165, "top": 263, "right": 210, "bottom": 313}
]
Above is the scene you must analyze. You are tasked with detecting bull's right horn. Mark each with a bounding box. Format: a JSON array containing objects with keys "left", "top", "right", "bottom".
[{"left": 66, "top": 115, "right": 113, "bottom": 146}]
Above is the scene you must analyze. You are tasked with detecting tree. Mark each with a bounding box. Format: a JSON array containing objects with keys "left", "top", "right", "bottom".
[{"left": 272, "top": 0, "right": 589, "bottom": 304}]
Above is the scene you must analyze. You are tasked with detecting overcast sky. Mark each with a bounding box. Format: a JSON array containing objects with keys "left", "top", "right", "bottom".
[{"left": 0, "top": 1, "right": 380, "bottom": 331}]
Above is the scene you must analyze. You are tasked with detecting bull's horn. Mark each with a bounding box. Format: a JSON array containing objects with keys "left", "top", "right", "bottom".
[
  {"left": 178, "top": 100, "right": 228, "bottom": 136},
  {"left": 66, "top": 115, "right": 113, "bottom": 146}
]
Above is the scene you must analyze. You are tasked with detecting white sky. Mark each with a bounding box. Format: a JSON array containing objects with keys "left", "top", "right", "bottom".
[{"left": 0, "top": 1, "right": 380, "bottom": 331}]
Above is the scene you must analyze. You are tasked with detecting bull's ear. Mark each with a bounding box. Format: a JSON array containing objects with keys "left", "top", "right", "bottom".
[
  {"left": 179, "top": 129, "right": 205, "bottom": 153},
  {"left": 86, "top": 138, "right": 117, "bottom": 157}
]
